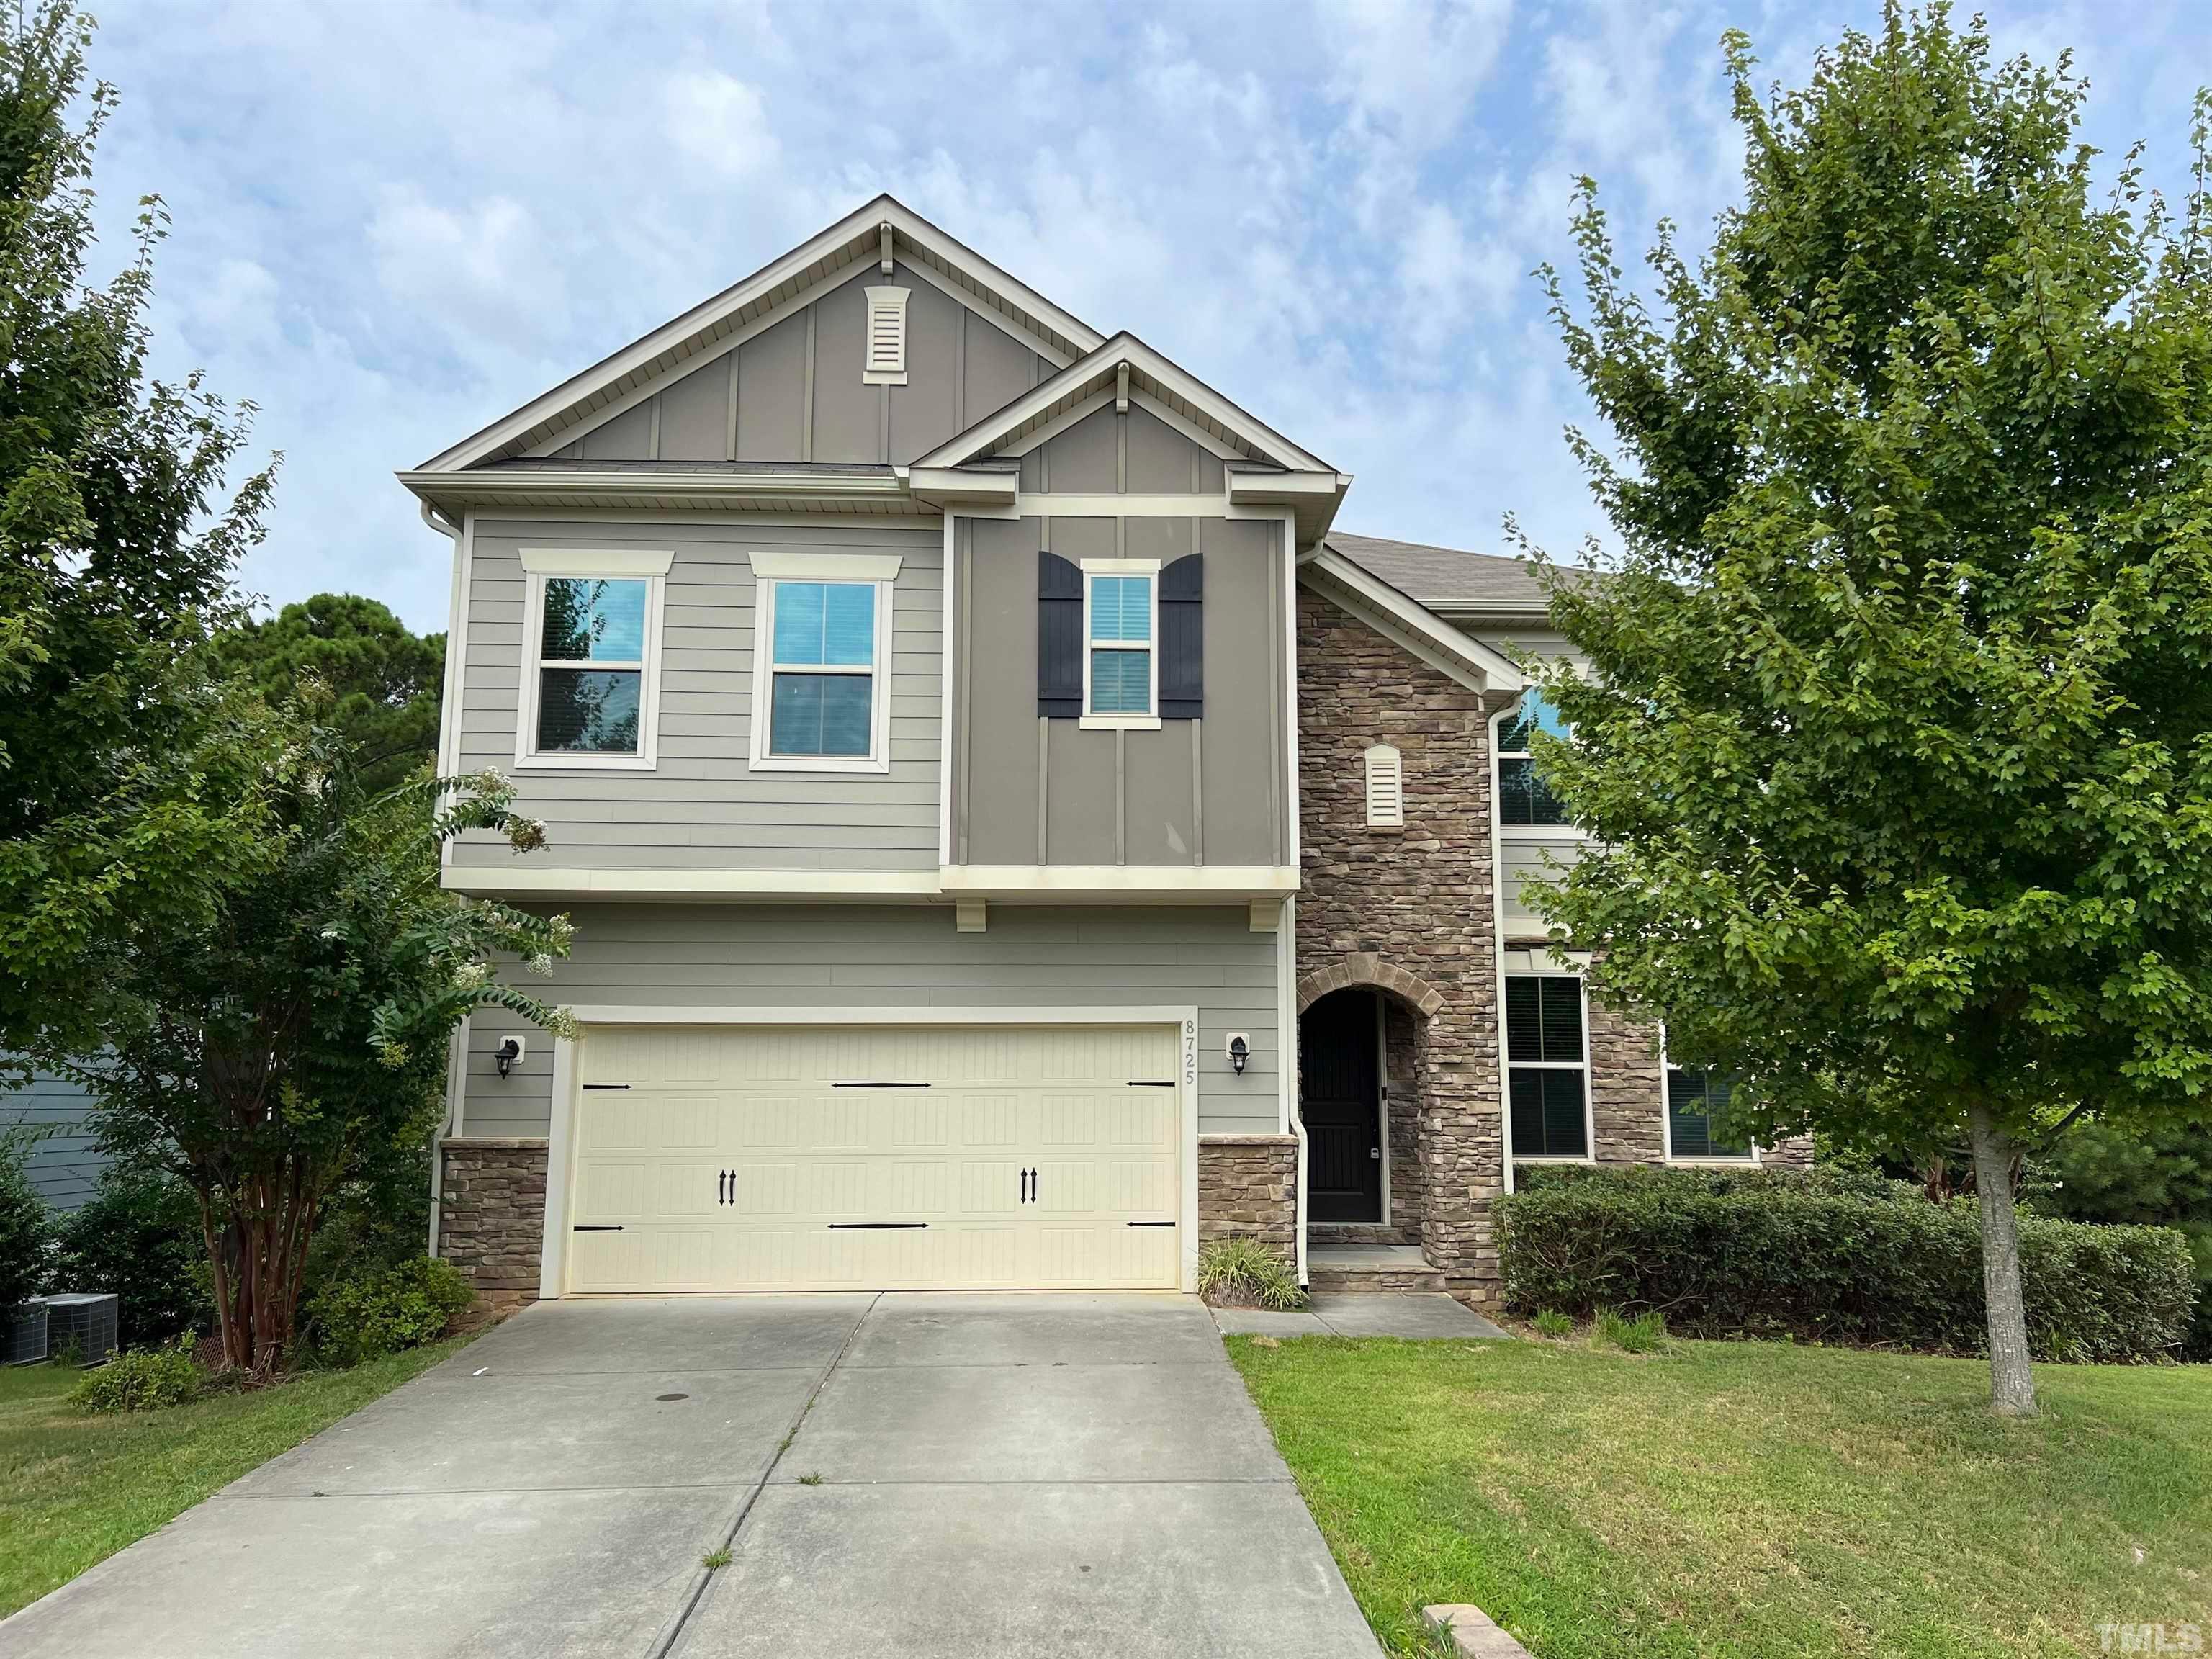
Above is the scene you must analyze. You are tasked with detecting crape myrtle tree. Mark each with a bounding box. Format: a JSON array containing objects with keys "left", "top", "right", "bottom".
[
  {"left": 1519, "top": 4, "right": 2212, "bottom": 1413},
  {"left": 0, "top": 1, "right": 276, "bottom": 1075},
  {"left": 77, "top": 714, "right": 577, "bottom": 1376}
]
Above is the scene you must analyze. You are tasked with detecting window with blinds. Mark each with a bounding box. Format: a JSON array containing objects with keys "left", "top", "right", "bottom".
[
  {"left": 1364, "top": 744, "right": 1404, "bottom": 827},
  {"left": 1666, "top": 1068, "right": 1753, "bottom": 1159},
  {"left": 1506, "top": 974, "right": 1588, "bottom": 1158},
  {"left": 862, "top": 286, "right": 909, "bottom": 384}
]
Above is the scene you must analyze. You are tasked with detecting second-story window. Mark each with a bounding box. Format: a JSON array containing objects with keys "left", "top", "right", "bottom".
[
  {"left": 515, "top": 549, "right": 671, "bottom": 770},
  {"left": 747, "top": 551, "right": 900, "bottom": 773},
  {"left": 1498, "top": 690, "right": 1570, "bottom": 826},
  {"left": 1506, "top": 974, "right": 1589, "bottom": 1159},
  {"left": 1081, "top": 559, "right": 1159, "bottom": 729}
]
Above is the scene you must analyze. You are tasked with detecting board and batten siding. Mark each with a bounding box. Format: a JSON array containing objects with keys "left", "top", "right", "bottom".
[
  {"left": 541, "top": 261, "right": 1053, "bottom": 468},
  {"left": 459, "top": 904, "right": 1280, "bottom": 1139},
  {"left": 451, "top": 517, "right": 942, "bottom": 875}
]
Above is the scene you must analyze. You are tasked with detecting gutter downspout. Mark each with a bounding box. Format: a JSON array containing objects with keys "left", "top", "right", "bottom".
[{"left": 421, "top": 500, "right": 462, "bottom": 1256}]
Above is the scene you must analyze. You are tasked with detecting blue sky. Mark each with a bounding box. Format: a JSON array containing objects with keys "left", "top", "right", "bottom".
[{"left": 85, "top": 0, "right": 2206, "bottom": 634}]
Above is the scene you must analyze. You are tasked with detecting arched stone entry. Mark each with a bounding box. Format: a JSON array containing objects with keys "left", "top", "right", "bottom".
[
  {"left": 1296, "top": 953, "right": 1448, "bottom": 1018},
  {"left": 1298, "top": 959, "right": 1447, "bottom": 1249}
]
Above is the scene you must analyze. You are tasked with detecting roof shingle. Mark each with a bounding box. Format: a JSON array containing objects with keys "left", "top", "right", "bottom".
[{"left": 1323, "top": 531, "right": 1552, "bottom": 613}]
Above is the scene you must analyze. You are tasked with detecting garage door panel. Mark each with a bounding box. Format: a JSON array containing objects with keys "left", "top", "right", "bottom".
[{"left": 565, "top": 1024, "right": 1183, "bottom": 1294}]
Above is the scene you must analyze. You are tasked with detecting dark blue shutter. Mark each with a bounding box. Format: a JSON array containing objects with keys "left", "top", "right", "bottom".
[
  {"left": 1159, "top": 553, "right": 1202, "bottom": 720},
  {"left": 1038, "top": 552, "right": 1082, "bottom": 718}
]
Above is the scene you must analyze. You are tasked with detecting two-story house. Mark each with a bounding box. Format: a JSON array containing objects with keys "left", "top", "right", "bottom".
[{"left": 405, "top": 197, "right": 1803, "bottom": 1313}]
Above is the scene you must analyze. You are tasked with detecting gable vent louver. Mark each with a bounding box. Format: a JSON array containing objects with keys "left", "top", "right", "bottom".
[
  {"left": 863, "top": 286, "right": 909, "bottom": 385},
  {"left": 1364, "top": 744, "right": 1404, "bottom": 829}
]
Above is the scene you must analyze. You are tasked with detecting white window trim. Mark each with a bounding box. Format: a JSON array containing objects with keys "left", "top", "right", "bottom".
[
  {"left": 513, "top": 550, "right": 671, "bottom": 772},
  {"left": 1658, "top": 1027, "right": 1761, "bottom": 1164},
  {"left": 747, "top": 552, "right": 899, "bottom": 775},
  {"left": 1505, "top": 971, "right": 1596, "bottom": 1164},
  {"left": 862, "top": 285, "right": 909, "bottom": 385},
  {"left": 1079, "top": 556, "right": 1161, "bottom": 731}
]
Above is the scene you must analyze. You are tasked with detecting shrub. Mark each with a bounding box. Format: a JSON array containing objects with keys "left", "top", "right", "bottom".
[
  {"left": 1532, "top": 1308, "right": 1575, "bottom": 1339},
  {"left": 75, "top": 1334, "right": 202, "bottom": 1413},
  {"left": 55, "top": 1164, "right": 209, "bottom": 1349},
  {"left": 0, "top": 1134, "right": 53, "bottom": 1312},
  {"left": 1499, "top": 1165, "right": 2198, "bottom": 1362},
  {"left": 305, "top": 1256, "right": 476, "bottom": 1366},
  {"left": 1196, "top": 1237, "right": 1308, "bottom": 1310}
]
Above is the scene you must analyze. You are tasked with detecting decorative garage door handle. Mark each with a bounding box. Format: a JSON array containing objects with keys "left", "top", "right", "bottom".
[
  {"left": 1017, "top": 1167, "right": 1039, "bottom": 1203},
  {"left": 827, "top": 1222, "right": 929, "bottom": 1229}
]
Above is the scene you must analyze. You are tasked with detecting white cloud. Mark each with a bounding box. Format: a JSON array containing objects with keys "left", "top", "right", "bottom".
[
  {"left": 73, "top": 0, "right": 2180, "bottom": 632},
  {"left": 662, "top": 71, "right": 781, "bottom": 178}
]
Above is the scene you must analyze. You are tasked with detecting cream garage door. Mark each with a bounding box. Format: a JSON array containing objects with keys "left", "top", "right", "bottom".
[{"left": 564, "top": 1023, "right": 1183, "bottom": 1293}]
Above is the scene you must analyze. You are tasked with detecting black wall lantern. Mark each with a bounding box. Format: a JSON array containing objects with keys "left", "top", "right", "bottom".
[
  {"left": 494, "top": 1037, "right": 523, "bottom": 1079},
  {"left": 1227, "top": 1033, "right": 1250, "bottom": 1076}
]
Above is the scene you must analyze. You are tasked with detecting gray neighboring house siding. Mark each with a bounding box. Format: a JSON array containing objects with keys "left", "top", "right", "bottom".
[
  {"left": 460, "top": 903, "right": 1280, "bottom": 1140},
  {"left": 451, "top": 516, "right": 943, "bottom": 876},
  {"left": 1, "top": 1067, "right": 105, "bottom": 1213}
]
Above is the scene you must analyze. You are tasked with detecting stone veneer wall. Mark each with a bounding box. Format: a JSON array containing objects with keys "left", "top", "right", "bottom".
[
  {"left": 1197, "top": 1136, "right": 1299, "bottom": 1268},
  {"left": 1588, "top": 991, "right": 1667, "bottom": 1164},
  {"left": 1382, "top": 998, "right": 1426, "bottom": 1240},
  {"left": 1295, "top": 585, "right": 1508, "bottom": 1303},
  {"left": 439, "top": 1138, "right": 548, "bottom": 1308}
]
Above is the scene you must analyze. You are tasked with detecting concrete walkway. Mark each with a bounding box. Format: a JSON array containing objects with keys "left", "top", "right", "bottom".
[
  {"left": 1213, "top": 1292, "right": 1514, "bottom": 1339},
  {"left": 2, "top": 1293, "right": 1380, "bottom": 1659}
]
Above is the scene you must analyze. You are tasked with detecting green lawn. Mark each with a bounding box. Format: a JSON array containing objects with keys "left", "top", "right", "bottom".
[
  {"left": 0, "top": 1340, "right": 468, "bottom": 1618},
  {"left": 1227, "top": 1332, "right": 2212, "bottom": 1659}
]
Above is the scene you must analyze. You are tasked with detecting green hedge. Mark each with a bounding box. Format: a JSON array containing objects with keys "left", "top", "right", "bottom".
[{"left": 1499, "top": 1164, "right": 2198, "bottom": 1362}]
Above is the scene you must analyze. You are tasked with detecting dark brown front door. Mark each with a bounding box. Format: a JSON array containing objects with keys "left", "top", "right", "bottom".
[{"left": 1300, "top": 989, "right": 1381, "bottom": 1223}]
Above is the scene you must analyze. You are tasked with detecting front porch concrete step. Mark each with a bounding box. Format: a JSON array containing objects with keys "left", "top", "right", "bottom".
[{"left": 1305, "top": 1244, "right": 1444, "bottom": 1295}]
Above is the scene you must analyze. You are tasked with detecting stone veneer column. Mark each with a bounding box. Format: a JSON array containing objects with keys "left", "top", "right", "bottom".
[
  {"left": 1197, "top": 1136, "right": 1299, "bottom": 1269},
  {"left": 1295, "top": 585, "right": 1509, "bottom": 1304},
  {"left": 438, "top": 1137, "right": 549, "bottom": 1310},
  {"left": 1587, "top": 992, "right": 1667, "bottom": 1164}
]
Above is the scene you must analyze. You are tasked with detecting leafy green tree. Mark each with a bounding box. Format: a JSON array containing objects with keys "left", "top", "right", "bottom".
[
  {"left": 1521, "top": 4, "right": 2212, "bottom": 1412},
  {"left": 210, "top": 595, "right": 445, "bottom": 794},
  {"left": 0, "top": 1, "right": 276, "bottom": 1077},
  {"left": 72, "top": 706, "right": 577, "bottom": 1375}
]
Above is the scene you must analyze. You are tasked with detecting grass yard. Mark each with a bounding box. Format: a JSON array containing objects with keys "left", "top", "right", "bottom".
[
  {"left": 1228, "top": 1333, "right": 2212, "bottom": 1659},
  {"left": 0, "top": 1339, "right": 468, "bottom": 1619}
]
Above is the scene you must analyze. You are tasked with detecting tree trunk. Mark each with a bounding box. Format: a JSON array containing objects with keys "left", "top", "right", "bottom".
[{"left": 1967, "top": 1102, "right": 2038, "bottom": 1416}]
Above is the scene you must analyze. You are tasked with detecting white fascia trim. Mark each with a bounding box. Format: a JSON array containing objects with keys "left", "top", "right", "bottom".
[
  {"left": 536, "top": 1003, "right": 1203, "bottom": 1298},
  {"left": 1301, "top": 549, "right": 1528, "bottom": 695},
  {"left": 519, "top": 547, "right": 674, "bottom": 578},
  {"left": 912, "top": 333, "right": 1331, "bottom": 475},
  {"left": 460, "top": 508, "right": 945, "bottom": 529},
  {"left": 940, "top": 865, "right": 1300, "bottom": 896},
  {"left": 397, "top": 469, "right": 916, "bottom": 513},
  {"left": 441, "top": 867, "right": 944, "bottom": 899},
  {"left": 907, "top": 467, "right": 1017, "bottom": 512},
  {"left": 747, "top": 550, "right": 903, "bottom": 582},
  {"left": 992, "top": 386, "right": 1116, "bottom": 459},
  {"left": 1014, "top": 495, "right": 1233, "bottom": 517},
  {"left": 1226, "top": 469, "right": 1343, "bottom": 502},
  {"left": 424, "top": 194, "right": 1103, "bottom": 472},
  {"left": 1130, "top": 387, "right": 1245, "bottom": 461}
]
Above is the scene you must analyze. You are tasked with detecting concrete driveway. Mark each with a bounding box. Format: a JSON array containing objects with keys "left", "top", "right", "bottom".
[{"left": 2, "top": 1293, "right": 1381, "bottom": 1659}]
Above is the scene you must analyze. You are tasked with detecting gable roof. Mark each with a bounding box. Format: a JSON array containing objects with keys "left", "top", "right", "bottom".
[
  {"left": 418, "top": 195, "right": 1107, "bottom": 472},
  {"left": 1298, "top": 544, "right": 1527, "bottom": 696},
  {"left": 1323, "top": 532, "right": 1551, "bottom": 617},
  {"left": 915, "top": 332, "right": 1336, "bottom": 475}
]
